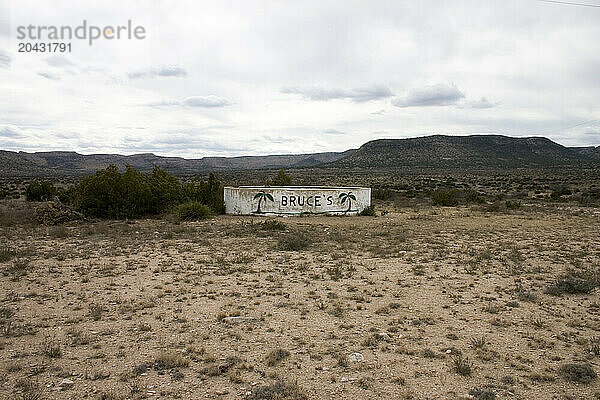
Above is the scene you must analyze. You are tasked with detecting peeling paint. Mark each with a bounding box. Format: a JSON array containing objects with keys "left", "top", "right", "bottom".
[{"left": 224, "top": 186, "right": 371, "bottom": 215}]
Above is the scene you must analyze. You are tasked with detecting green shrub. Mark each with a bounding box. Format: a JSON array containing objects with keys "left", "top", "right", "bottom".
[
  {"left": 560, "top": 363, "right": 597, "bottom": 383},
  {"left": 265, "top": 169, "right": 292, "bottom": 186},
  {"left": 505, "top": 200, "right": 521, "bottom": 210},
  {"left": 24, "top": 181, "right": 57, "bottom": 201},
  {"left": 546, "top": 271, "right": 597, "bottom": 296},
  {"left": 260, "top": 220, "right": 286, "bottom": 231},
  {"left": 373, "top": 189, "right": 394, "bottom": 200},
  {"left": 181, "top": 173, "right": 224, "bottom": 214},
  {"left": 176, "top": 202, "right": 212, "bottom": 221},
  {"left": 71, "top": 165, "right": 224, "bottom": 219},
  {"left": 463, "top": 189, "right": 486, "bottom": 204},
  {"left": 0, "top": 246, "right": 16, "bottom": 263},
  {"left": 277, "top": 233, "right": 310, "bottom": 251},
  {"left": 250, "top": 379, "right": 307, "bottom": 400},
  {"left": 431, "top": 189, "right": 459, "bottom": 206},
  {"left": 359, "top": 206, "right": 376, "bottom": 216}
]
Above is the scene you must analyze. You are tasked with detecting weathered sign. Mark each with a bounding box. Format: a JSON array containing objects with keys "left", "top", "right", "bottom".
[{"left": 224, "top": 186, "right": 371, "bottom": 215}]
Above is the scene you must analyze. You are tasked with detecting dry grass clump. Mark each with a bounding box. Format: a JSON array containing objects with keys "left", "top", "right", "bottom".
[{"left": 250, "top": 379, "right": 307, "bottom": 400}]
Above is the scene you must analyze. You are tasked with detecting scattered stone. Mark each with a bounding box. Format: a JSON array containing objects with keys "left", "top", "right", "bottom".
[
  {"left": 59, "top": 378, "right": 74, "bottom": 390},
  {"left": 347, "top": 352, "right": 364, "bottom": 363}
]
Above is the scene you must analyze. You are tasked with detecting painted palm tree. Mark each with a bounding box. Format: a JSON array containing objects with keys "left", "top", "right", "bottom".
[
  {"left": 339, "top": 192, "right": 356, "bottom": 213},
  {"left": 253, "top": 190, "right": 274, "bottom": 213}
]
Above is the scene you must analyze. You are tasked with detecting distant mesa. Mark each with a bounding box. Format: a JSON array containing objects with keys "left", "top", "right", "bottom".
[{"left": 0, "top": 135, "right": 598, "bottom": 176}]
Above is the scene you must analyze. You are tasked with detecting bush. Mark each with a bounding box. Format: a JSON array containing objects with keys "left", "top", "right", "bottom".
[
  {"left": 277, "top": 233, "right": 310, "bottom": 251},
  {"left": 250, "top": 380, "right": 307, "bottom": 400},
  {"left": 260, "top": 220, "right": 286, "bottom": 231},
  {"left": 176, "top": 202, "right": 212, "bottom": 221},
  {"left": 560, "top": 363, "right": 597, "bottom": 383},
  {"left": 181, "top": 173, "right": 225, "bottom": 214},
  {"left": 24, "top": 181, "right": 57, "bottom": 201},
  {"left": 546, "top": 271, "right": 597, "bottom": 296},
  {"left": 431, "top": 189, "right": 459, "bottom": 206},
  {"left": 505, "top": 200, "right": 521, "bottom": 210},
  {"left": 359, "top": 206, "right": 376, "bottom": 216},
  {"left": 373, "top": 189, "right": 394, "bottom": 200},
  {"left": 266, "top": 169, "right": 292, "bottom": 186},
  {"left": 71, "top": 165, "right": 224, "bottom": 219}
]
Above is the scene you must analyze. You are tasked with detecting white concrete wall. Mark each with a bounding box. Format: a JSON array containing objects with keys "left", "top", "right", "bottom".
[{"left": 224, "top": 186, "right": 371, "bottom": 215}]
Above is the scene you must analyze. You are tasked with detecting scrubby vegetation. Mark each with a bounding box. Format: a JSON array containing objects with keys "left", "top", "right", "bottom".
[
  {"left": 176, "top": 202, "right": 212, "bottom": 221},
  {"left": 68, "top": 165, "right": 224, "bottom": 219},
  {"left": 24, "top": 181, "right": 57, "bottom": 201},
  {"left": 265, "top": 169, "right": 292, "bottom": 186}
]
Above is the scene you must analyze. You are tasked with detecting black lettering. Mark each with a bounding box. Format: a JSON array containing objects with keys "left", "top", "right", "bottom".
[
  {"left": 307, "top": 196, "right": 313, "bottom": 206},
  {"left": 281, "top": 195, "right": 287, "bottom": 206},
  {"left": 327, "top": 195, "right": 333, "bottom": 205},
  {"left": 315, "top": 196, "right": 321, "bottom": 207},
  {"left": 298, "top": 196, "right": 304, "bottom": 206},
  {"left": 290, "top": 196, "right": 296, "bottom": 206}
]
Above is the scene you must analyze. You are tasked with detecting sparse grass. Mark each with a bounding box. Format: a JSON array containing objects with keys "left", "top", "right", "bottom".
[
  {"left": 470, "top": 336, "right": 486, "bottom": 349},
  {"left": 154, "top": 350, "right": 189, "bottom": 370},
  {"left": 260, "top": 219, "right": 287, "bottom": 231},
  {"left": 358, "top": 206, "right": 376, "bottom": 216},
  {"left": 277, "top": 233, "right": 310, "bottom": 251},
  {"left": 0, "top": 245, "right": 16, "bottom": 262},
  {"left": 453, "top": 355, "right": 473, "bottom": 376},
  {"left": 176, "top": 202, "right": 212, "bottom": 221},
  {"left": 265, "top": 348, "right": 290, "bottom": 366},
  {"left": 546, "top": 271, "right": 597, "bottom": 295},
  {"left": 250, "top": 379, "right": 307, "bottom": 400},
  {"left": 1, "top": 183, "right": 599, "bottom": 399},
  {"left": 89, "top": 303, "right": 103, "bottom": 321},
  {"left": 41, "top": 338, "right": 62, "bottom": 358},
  {"left": 559, "top": 363, "right": 597, "bottom": 383}
]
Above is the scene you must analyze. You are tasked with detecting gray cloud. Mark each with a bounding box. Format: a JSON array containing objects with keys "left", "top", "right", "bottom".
[
  {"left": 144, "top": 95, "right": 231, "bottom": 108},
  {"left": 281, "top": 85, "right": 393, "bottom": 102},
  {"left": 461, "top": 97, "right": 499, "bottom": 109},
  {"left": 324, "top": 129, "right": 345, "bottom": 135},
  {"left": 182, "top": 95, "right": 231, "bottom": 107},
  {"left": 45, "top": 55, "right": 74, "bottom": 68},
  {"left": 128, "top": 66, "right": 187, "bottom": 79},
  {"left": 0, "top": 126, "right": 23, "bottom": 138},
  {"left": 37, "top": 71, "right": 61, "bottom": 81},
  {"left": 0, "top": 48, "right": 10, "bottom": 68},
  {"left": 392, "top": 83, "right": 465, "bottom": 107}
]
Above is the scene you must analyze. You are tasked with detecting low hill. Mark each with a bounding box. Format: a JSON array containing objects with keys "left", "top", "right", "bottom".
[
  {"left": 0, "top": 149, "right": 355, "bottom": 176},
  {"left": 329, "top": 135, "right": 595, "bottom": 169}
]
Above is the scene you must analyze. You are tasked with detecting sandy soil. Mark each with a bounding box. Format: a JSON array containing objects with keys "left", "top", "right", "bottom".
[{"left": 1, "top": 204, "right": 599, "bottom": 399}]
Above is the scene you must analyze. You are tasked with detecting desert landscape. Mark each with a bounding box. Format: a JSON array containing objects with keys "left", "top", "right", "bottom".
[{"left": 1, "top": 160, "right": 599, "bottom": 400}]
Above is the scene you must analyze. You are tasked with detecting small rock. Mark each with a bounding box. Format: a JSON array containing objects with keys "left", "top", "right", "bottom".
[
  {"left": 347, "top": 352, "right": 365, "bottom": 362},
  {"left": 59, "top": 378, "right": 74, "bottom": 390}
]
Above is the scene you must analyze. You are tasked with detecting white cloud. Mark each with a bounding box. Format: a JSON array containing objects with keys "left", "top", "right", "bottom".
[
  {"left": 37, "top": 71, "right": 61, "bottom": 81},
  {"left": 0, "top": 0, "right": 599, "bottom": 156},
  {"left": 182, "top": 95, "right": 231, "bottom": 108},
  {"left": 128, "top": 66, "right": 187, "bottom": 79},
  {"left": 460, "top": 97, "right": 499, "bottom": 109},
  {"left": 281, "top": 85, "right": 393, "bottom": 102},
  {"left": 0, "top": 48, "right": 10, "bottom": 68},
  {"left": 392, "top": 83, "right": 465, "bottom": 107}
]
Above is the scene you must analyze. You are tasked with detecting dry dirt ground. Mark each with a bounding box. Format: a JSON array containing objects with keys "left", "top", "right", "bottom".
[{"left": 1, "top": 202, "right": 600, "bottom": 400}]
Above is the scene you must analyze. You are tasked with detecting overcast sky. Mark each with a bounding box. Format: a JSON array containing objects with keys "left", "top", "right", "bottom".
[{"left": 1, "top": 0, "right": 599, "bottom": 157}]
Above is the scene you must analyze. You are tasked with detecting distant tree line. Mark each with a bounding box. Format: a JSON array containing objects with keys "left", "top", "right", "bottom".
[{"left": 24, "top": 165, "right": 224, "bottom": 219}]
